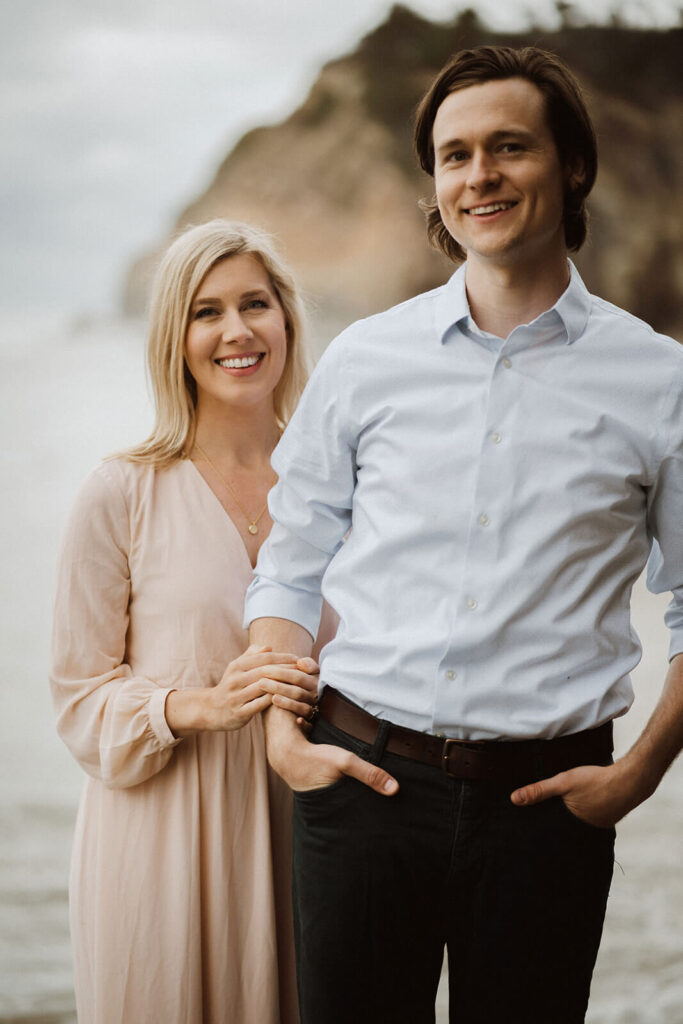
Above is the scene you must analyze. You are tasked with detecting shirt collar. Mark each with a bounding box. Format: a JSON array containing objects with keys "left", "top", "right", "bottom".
[
  {"left": 554, "top": 260, "right": 592, "bottom": 345},
  {"left": 434, "top": 259, "right": 592, "bottom": 346},
  {"left": 435, "top": 263, "right": 470, "bottom": 343}
]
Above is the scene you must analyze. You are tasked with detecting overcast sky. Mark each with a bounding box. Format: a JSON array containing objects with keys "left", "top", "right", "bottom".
[{"left": 2, "top": 0, "right": 680, "bottom": 318}]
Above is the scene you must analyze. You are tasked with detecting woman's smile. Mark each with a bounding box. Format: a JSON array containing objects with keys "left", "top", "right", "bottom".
[{"left": 215, "top": 351, "right": 266, "bottom": 375}]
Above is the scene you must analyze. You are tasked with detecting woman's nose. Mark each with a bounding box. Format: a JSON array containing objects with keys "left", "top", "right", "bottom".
[{"left": 221, "top": 310, "right": 253, "bottom": 343}]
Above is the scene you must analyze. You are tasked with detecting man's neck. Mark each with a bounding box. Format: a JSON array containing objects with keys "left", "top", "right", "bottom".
[{"left": 464, "top": 254, "right": 571, "bottom": 339}]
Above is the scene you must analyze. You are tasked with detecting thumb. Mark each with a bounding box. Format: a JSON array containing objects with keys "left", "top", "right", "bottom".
[
  {"left": 510, "top": 772, "right": 568, "bottom": 807},
  {"left": 342, "top": 751, "right": 399, "bottom": 796}
]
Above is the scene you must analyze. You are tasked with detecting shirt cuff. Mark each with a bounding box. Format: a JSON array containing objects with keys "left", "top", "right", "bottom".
[
  {"left": 664, "top": 594, "right": 683, "bottom": 661},
  {"left": 668, "top": 633, "right": 683, "bottom": 661},
  {"left": 244, "top": 577, "right": 323, "bottom": 641},
  {"left": 150, "top": 687, "right": 182, "bottom": 748}
]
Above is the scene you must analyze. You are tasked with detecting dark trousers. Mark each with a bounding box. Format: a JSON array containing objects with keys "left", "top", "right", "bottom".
[{"left": 292, "top": 716, "right": 615, "bottom": 1024}]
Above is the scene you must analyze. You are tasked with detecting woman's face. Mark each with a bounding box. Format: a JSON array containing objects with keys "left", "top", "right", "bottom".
[{"left": 184, "top": 253, "right": 288, "bottom": 416}]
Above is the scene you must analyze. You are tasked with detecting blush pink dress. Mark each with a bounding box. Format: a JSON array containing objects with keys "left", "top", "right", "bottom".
[{"left": 50, "top": 457, "right": 307, "bottom": 1024}]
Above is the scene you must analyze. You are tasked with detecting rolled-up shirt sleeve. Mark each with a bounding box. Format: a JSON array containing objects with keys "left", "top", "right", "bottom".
[
  {"left": 50, "top": 466, "right": 180, "bottom": 789},
  {"left": 646, "top": 359, "right": 683, "bottom": 659},
  {"left": 245, "top": 335, "right": 356, "bottom": 637}
]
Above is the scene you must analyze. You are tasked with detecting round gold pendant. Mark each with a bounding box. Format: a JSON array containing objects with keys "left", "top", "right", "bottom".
[{"left": 248, "top": 524, "right": 258, "bottom": 535}]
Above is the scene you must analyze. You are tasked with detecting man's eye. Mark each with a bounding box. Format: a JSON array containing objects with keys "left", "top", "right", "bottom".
[
  {"left": 500, "top": 142, "right": 523, "bottom": 153},
  {"left": 448, "top": 150, "right": 468, "bottom": 163}
]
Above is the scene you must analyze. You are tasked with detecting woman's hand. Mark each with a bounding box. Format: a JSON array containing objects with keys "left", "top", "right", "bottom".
[{"left": 166, "top": 645, "right": 319, "bottom": 736}]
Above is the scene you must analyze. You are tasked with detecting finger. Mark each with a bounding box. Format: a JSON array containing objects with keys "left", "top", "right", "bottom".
[
  {"left": 240, "top": 651, "right": 300, "bottom": 669},
  {"left": 334, "top": 749, "right": 398, "bottom": 796},
  {"left": 510, "top": 771, "right": 569, "bottom": 806},
  {"left": 262, "top": 663, "right": 319, "bottom": 684},
  {"left": 295, "top": 657, "right": 319, "bottom": 674},
  {"left": 217, "top": 679, "right": 275, "bottom": 707},
  {"left": 256, "top": 667, "right": 319, "bottom": 694},
  {"left": 260, "top": 678, "right": 317, "bottom": 704},
  {"left": 238, "top": 692, "right": 274, "bottom": 720},
  {"left": 272, "top": 694, "right": 318, "bottom": 717}
]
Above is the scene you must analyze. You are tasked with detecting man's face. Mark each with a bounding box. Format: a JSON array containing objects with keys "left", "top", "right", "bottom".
[{"left": 432, "top": 77, "right": 572, "bottom": 273}]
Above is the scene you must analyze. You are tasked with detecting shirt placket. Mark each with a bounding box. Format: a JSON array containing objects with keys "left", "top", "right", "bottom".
[{"left": 433, "top": 334, "right": 521, "bottom": 736}]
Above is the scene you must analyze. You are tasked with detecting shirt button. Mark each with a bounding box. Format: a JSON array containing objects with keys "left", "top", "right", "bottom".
[
  {"left": 502, "top": 357, "right": 512, "bottom": 368},
  {"left": 466, "top": 597, "right": 478, "bottom": 610},
  {"left": 446, "top": 669, "right": 456, "bottom": 680},
  {"left": 478, "top": 513, "right": 490, "bottom": 527},
  {"left": 490, "top": 432, "right": 502, "bottom": 444}
]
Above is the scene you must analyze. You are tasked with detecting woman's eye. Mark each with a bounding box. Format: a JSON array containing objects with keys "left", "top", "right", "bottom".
[
  {"left": 192, "top": 306, "right": 218, "bottom": 320},
  {"left": 244, "top": 298, "right": 269, "bottom": 311}
]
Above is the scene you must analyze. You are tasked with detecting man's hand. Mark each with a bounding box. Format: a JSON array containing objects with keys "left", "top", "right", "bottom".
[
  {"left": 265, "top": 704, "right": 399, "bottom": 797},
  {"left": 510, "top": 760, "right": 650, "bottom": 828},
  {"left": 512, "top": 654, "right": 683, "bottom": 827}
]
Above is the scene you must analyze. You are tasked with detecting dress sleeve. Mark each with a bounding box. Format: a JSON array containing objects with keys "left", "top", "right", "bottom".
[
  {"left": 50, "top": 465, "right": 181, "bottom": 788},
  {"left": 646, "top": 360, "right": 683, "bottom": 660}
]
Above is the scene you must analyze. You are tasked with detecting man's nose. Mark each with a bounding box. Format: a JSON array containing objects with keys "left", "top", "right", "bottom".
[{"left": 466, "top": 151, "right": 500, "bottom": 191}]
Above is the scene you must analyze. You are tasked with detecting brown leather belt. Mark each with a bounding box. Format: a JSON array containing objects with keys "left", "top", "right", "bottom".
[{"left": 318, "top": 687, "right": 613, "bottom": 784}]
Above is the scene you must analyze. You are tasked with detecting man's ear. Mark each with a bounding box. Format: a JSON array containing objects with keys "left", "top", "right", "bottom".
[{"left": 566, "top": 158, "right": 586, "bottom": 191}]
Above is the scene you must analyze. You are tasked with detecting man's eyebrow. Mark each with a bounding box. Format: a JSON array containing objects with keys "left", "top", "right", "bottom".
[
  {"left": 435, "top": 136, "right": 467, "bottom": 157},
  {"left": 435, "top": 128, "right": 536, "bottom": 157}
]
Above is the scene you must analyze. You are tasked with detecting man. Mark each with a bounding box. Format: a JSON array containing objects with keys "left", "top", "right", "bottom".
[{"left": 245, "top": 46, "right": 683, "bottom": 1023}]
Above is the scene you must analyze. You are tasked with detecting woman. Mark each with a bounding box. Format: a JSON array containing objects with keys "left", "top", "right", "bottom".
[{"left": 50, "top": 220, "right": 322, "bottom": 1023}]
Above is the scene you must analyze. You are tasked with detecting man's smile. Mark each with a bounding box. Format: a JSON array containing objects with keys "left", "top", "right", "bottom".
[{"left": 464, "top": 200, "right": 519, "bottom": 215}]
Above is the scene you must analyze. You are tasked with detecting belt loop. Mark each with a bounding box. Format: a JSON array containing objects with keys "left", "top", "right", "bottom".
[{"left": 369, "top": 720, "right": 390, "bottom": 765}]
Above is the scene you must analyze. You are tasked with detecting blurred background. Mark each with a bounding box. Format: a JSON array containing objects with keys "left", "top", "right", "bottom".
[{"left": 1, "top": 2, "right": 682, "bottom": 1021}]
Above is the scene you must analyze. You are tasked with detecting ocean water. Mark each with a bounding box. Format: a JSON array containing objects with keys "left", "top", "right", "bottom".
[
  {"left": 0, "top": 314, "right": 152, "bottom": 1022},
  {"left": 0, "top": 315, "right": 680, "bottom": 1022}
]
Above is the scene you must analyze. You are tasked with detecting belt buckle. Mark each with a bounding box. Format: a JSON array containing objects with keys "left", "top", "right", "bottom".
[
  {"left": 441, "top": 737, "right": 460, "bottom": 776},
  {"left": 441, "top": 737, "right": 488, "bottom": 779}
]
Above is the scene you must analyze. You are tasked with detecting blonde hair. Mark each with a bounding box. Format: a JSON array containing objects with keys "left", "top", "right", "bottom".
[{"left": 121, "top": 220, "right": 309, "bottom": 467}]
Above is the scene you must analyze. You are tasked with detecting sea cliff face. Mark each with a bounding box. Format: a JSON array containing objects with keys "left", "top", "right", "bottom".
[{"left": 123, "top": 6, "right": 683, "bottom": 346}]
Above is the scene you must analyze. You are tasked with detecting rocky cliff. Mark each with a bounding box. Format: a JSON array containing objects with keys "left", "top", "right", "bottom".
[{"left": 123, "top": 6, "right": 683, "bottom": 347}]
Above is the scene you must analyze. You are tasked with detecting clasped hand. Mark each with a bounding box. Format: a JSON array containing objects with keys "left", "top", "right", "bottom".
[{"left": 209, "top": 644, "right": 319, "bottom": 731}]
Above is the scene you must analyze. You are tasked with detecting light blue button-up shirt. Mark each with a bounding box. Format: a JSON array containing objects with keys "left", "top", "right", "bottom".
[{"left": 245, "top": 263, "right": 683, "bottom": 740}]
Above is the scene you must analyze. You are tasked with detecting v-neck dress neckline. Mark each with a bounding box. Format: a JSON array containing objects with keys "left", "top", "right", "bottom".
[{"left": 185, "top": 458, "right": 261, "bottom": 571}]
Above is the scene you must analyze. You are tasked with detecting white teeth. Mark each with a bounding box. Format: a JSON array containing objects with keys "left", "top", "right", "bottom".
[
  {"left": 218, "top": 355, "right": 261, "bottom": 368},
  {"left": 469, "top": 202, "right": 515, "bottom": 215}
]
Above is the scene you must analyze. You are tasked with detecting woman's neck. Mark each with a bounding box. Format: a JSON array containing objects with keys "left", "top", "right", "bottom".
[{"left": 193, "top": 401, "right": 280, "bottom": 469}]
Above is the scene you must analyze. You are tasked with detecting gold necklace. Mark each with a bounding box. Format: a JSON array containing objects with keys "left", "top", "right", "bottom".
[{"left": 194, "top": 442, "right": 272, "bottom": 535}]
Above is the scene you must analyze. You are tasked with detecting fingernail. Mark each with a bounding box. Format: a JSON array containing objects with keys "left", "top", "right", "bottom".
[
  {"left": 297, "top": 657, "right": 318, "bottom": 671},
  {"left": 383, "top": 778, "right": 398, "bottom": 794}
]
